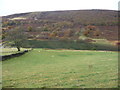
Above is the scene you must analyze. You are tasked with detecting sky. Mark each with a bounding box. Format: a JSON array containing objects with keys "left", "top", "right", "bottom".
[{"left": 0, "top": 0, "right": 119, "bottom": 16}]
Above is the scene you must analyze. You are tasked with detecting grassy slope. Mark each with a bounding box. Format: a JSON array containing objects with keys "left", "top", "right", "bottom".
[
  {"left": 3, "top": 49, "right": 118, "bottom": 88},
  {"left": 28, "top": 39, "right": 118, "bottom": 51}
]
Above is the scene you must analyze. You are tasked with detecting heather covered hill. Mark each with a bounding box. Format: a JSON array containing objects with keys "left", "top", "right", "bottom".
[
  {"left": 3, "top": 9, "right": 118, "bottom": 25},
  {"left": 2, "top": 9, "right": 119, "bottom": 50}
]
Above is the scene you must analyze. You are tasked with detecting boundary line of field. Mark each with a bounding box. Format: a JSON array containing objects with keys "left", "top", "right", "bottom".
[
  {"left": 1, "top": 50, "right": 30, "bottom": 61},
  {"left": 42, "top": 49, "right": 119, "bottom": 52}
]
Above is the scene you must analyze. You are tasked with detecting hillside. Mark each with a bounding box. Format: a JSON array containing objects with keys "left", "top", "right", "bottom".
[
  {"left": 2, "top": 9, "right": 119, "bottom": 49},
  {"left": 3, "top": 9, "right": 118, "bottom": 25}
]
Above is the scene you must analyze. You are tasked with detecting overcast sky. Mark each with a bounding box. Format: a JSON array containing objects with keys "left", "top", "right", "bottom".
[{"left": 0, "top": 0, "right": 119, "bottom": 16}]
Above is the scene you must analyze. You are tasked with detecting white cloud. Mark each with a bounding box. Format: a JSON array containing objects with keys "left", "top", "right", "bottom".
[{"left": 0, "top": 0, "right": 119, "bottom": 16}]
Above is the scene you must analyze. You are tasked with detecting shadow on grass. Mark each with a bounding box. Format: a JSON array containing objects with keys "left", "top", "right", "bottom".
[{"left": 26, "top": 40, "right": 119, "bottom": 51}]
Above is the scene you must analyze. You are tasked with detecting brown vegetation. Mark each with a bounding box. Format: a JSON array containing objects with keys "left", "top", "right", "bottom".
[{"left": 2, "top": 10, "right": 118, "bottom": 41}]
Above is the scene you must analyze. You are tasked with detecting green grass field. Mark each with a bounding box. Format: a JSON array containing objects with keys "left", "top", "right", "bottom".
[{"left": 2, "top": 49, "right": 118, "bottom": 88}]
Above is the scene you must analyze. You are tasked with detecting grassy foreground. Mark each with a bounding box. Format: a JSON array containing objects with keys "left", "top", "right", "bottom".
[{"left": 2, "top": 49, "right": 118, "bottom": 88}]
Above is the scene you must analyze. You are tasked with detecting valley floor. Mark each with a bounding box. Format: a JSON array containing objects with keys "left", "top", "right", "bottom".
[{"left": 2, "top": 49, "right": 118, "bottom": 88}]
